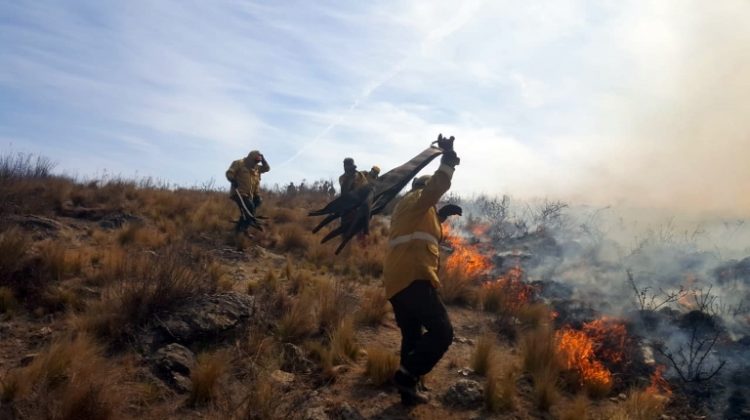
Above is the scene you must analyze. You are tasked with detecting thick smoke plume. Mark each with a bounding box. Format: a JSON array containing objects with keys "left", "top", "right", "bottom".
[{"left": 572, "top": 1, "right": 750, "bottom": 217}]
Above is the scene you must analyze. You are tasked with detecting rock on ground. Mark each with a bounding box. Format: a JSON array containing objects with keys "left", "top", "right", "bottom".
[
  {"left": 442, "top": 379, "right": 484, "bottom": 409},
  {"left": 150, "top": 343, "right": 196, "bottom": 393},
  {"left": 143, "top": 292, "right": 255, "bottom": 349}
]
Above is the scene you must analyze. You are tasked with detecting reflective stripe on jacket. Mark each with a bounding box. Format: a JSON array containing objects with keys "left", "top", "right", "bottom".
[{"left": 383, "top": 163, "right": 454, "bottom": 299}]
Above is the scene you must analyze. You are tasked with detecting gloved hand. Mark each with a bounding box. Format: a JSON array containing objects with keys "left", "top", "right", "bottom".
[
  {"left": 437, "top": 204, "right": 463, "bottom": 221},
  {"left": 441, "top": 150, "right": 460, "bottom": 167},
  {"left": 437, "top": 133, "right": 455, "bottom": 151}
]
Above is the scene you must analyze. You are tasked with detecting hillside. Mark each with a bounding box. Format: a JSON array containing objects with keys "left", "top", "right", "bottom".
[{"left": 0, "top": 155, "right": 733, "bottom": 419}]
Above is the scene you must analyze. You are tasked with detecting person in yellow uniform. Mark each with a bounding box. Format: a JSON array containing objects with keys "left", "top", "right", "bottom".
[
  {"left": 225, "top": 150, "right": 270, "bottom": 233},
  {"left": 384, "top": 143, "right": 462, "bottom": 405},
  {"left": 366, "top": 165, "right": 381, "bottom": 182}
]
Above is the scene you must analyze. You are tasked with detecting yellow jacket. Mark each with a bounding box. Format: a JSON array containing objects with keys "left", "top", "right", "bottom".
[
  {"left": 383, "top": 163, "right": 454, "bottom": 299},
  {"left": 226, "top": 159, "right": 270, "bottom": 197},
  {"left": 338, "top": 171, "right": 369, "bottom": 195}
]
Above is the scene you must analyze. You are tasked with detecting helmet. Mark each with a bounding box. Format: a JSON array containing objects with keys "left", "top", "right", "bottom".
[
  {"left": 371, "top": 165, "right": 381, "bottom": 174},
  {"left": 247, "top": 150, "right": 262, "bottom": 161},
  {"left": 412, "top": 175, "right": 431, "bottom": 189}
]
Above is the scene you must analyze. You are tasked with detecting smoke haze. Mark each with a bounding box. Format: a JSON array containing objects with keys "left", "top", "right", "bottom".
[{"left": 568, "top": 1, "right": 750, "bottom": 217}]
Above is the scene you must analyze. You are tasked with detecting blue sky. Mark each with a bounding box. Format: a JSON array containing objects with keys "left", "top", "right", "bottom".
[{"left": 1, "top": 1, "right": 749, "bottom": 215}]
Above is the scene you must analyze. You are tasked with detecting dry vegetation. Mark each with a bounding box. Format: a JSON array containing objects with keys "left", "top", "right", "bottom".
[{"left": 0, "top": 153, "right": 679, "bottom": 419}]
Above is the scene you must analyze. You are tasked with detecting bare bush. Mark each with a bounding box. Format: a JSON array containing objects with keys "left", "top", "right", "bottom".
[{"left": 627, "top": 270, "right": 687, "bottom": 311}]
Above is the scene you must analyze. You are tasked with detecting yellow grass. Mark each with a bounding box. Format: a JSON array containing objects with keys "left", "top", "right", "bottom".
[
  {"left": 1, "top": 334, "right": 121, "bottom": 419},
  {"left": 471, "top": 334, "right": 497, "bottom": 376},
  {"left": 276, "top": 292, "right": 317, "bottom": 343},
  {"left": 485, "top": 365, "right": 517, "bottom": 413},
  {"left": 363, "top": 346, "right": 398, "bottom": 386},
  {"left": 439, "top": 269, "right": 478, "bottom": 305},
  {"left": 355, "top": 286, "right": 389, "bottom": 327},
  {"left": 330, "top": 317, "right": 359, "bottom": 364},
  {"left": 520, "top": 324, "right": 560, "bottom": 412},
  {"left": 277, "top": 224, "right": 312, "bottom": 253},
  {"left": 610, "top": 390, "right": 667, "bottom": 420}
]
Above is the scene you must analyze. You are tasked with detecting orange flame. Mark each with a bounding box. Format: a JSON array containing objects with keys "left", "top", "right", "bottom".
[
  {"left": 581, "top": 317, "right": 628, "bottom": 365},
  {"left": 470, "top": 223, "right": 491, "bottom": 238},
  {"left": 556, "top": 327, "right": 613, "bottom": 391},
  {"left": 646, "top": 365, "right": 672, "bottom": 397},
  {"left": 443, "top": 225, "right": 491, "bottom": 278}
]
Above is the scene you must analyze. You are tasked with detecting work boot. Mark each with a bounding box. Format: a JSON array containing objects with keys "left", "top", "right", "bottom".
[{"left": 393, "top": 370, "right": 429, "bottom": 406}]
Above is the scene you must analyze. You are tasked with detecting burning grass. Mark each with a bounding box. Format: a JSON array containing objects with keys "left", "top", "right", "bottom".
[
  {"left": 555, "top": 317, "right": 632, "bottom": 397},
  {"left": 439, "top": 226, "right": 491, "bottom": 305},
  {"left": 556, "top": 327, "right": 613, "bottom": 397}
]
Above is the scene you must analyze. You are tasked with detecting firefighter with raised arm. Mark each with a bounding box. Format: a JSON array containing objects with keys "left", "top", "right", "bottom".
[
  {"left": 384, "top": 135, "right": 463, "bottom": 405},
  {"left": 226, "top": 150, "right": 270, "bottom": 233}
]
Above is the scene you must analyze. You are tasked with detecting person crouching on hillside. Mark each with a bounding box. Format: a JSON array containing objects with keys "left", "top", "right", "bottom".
[
  {"left": 226, "top": 150, "right": 270, "bottom": 233},
  {"left": 383, "top": 142, "right": 463, "bottom": 406}
]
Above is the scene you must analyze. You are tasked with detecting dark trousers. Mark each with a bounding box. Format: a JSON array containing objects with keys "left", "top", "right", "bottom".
[
  {"left": 389, "top": 280, "right": 454, "bottom": 377},
  {"left": 232, "top": 194, "right": 262, "bottom": 232}
]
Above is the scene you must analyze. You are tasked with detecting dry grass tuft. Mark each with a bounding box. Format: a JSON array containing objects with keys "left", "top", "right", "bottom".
[
  {"left": 520, "top": 324, "right": 560, "bottom": 412},
  {"left": 363, "top": 346, "right": 399, "bottom": 387},
  {"left": 439, "top": 268, "right": 477, "bottom": 305},
  {"left": 305, "top": 341, "right": 337, "bottom": 382},
  {"left": 243, "top": 372, "right": 283, "bottom": 419},
  {"left": 276, "top": 291, "right": 317, "bottom": 343},
  {"left": 560, "top": 393, "right": 590, "bottom": 420},
  {"left": 277, "top": 224, "right": 312, "bottom": 253},
  {"left": 314, "top": 277, "right": 348, "bottom": 332},
  {"left": 355, "top": 286, "right": 389, "bottom": 327},
  {"left": 188, "top": 350, "right": 232, "bottom": 407},
  {"left": 485, "top": 365, "right": 517, "bottom": 413},
  {"left": 1, "top": 334, "right": 121, "bottom": 419},
  {"left": 0, "top": 228, "right": 31, "bottom": 284},
  {"left": 76, "top": 247, "right": 215, "bottom": 342},
  {"left": 117, "top": 223, "right": 169, "bottom": 248},
  {"left": 471, "top": 334, "right": 496, "bottom": 376},
  {"left": 270, "top": 207, "right": 300, "bottom": 224},
  {"left": 329, "top": 316, "right": 359, "bottom": 364},
  {"left": 610, "top": 390, "right": 667, "bottom": 420},
  {"left": 517, "top": 303, "right": 554, "bottom": 330},
  {"left": 532, "top": 365, "right": 559, "bottom": 412}
]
